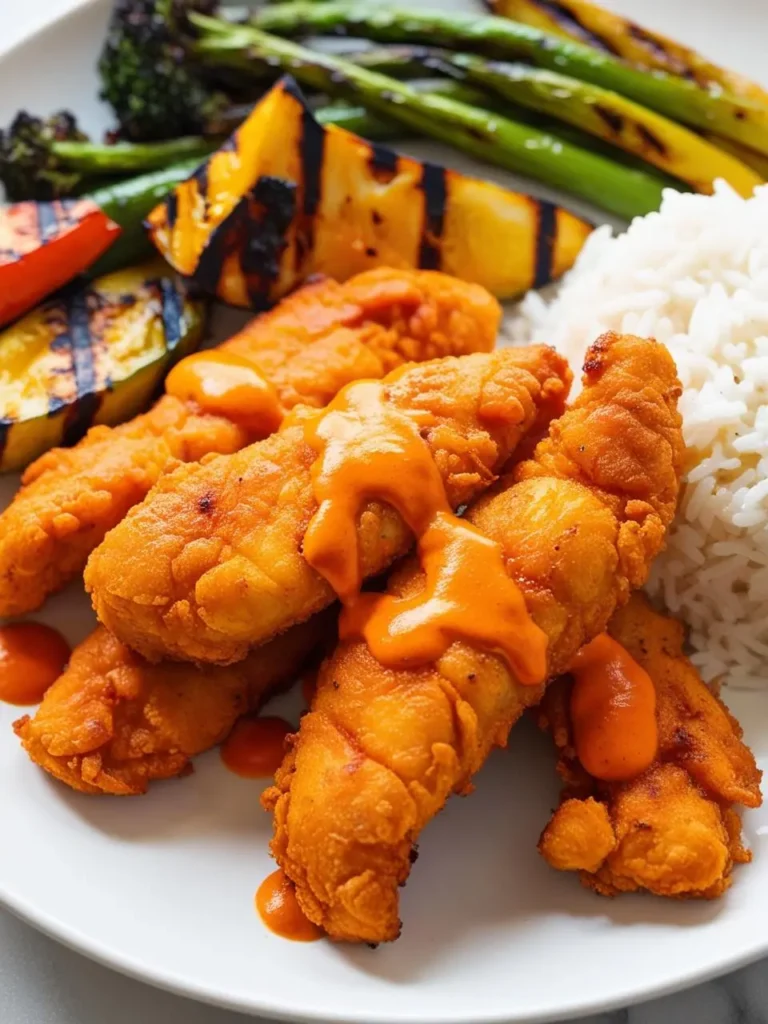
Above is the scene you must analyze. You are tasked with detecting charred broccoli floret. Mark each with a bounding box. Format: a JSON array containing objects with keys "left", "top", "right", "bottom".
[
  {"left": 0, "top": 108, "right": 224, "bottom": 201},
  {"left": 0, "top": 111, "right": 90, "bottom": 200},
  {"left": 98, "top": 0, "right": 235, "bottom": 141}
]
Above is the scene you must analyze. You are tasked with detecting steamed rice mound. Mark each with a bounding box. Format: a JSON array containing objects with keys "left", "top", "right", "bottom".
[{"left": 510, "top": 182, "right": 768, "bottom": 688}]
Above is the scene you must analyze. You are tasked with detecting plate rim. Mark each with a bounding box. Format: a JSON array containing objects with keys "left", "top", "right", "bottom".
[
  {"left": 3, "top": 864, "right": 768, "bottom": 1024},
  {"left": 1, "top": 1, "right": 768, "bottom": 1021}
]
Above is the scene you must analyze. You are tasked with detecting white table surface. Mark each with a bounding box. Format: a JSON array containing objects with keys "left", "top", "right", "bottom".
[{"left": 1, "top": 3, "right": 767, "bottom": 1023}]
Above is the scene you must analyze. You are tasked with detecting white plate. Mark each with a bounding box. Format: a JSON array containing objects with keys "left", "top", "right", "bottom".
[{"left": 2, "top": 1, "right": 768, "bottom": 1021}]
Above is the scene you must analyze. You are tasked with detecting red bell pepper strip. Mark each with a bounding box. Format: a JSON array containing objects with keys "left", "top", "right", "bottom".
[{"left": 0, "top": 198, "right": 121, "bottom": 327}]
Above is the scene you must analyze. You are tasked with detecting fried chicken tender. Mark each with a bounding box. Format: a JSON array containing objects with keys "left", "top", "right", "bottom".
[
  {"left": 0, "top": 268, "right": 499, "bottom": 617},
  {"left": 537, "top": 593, "right": 762, "bottom": 898},
  {"left": 13, "top": 614, "right": 332, "bottom": 796},
  {"left": 85, "top": 346, "right": 571, "bottom": 664},
  {"left": 263, "top": 332, "right": 684, "bottom": 943}
]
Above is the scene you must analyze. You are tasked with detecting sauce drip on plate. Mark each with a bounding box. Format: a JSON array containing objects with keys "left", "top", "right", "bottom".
[
  {"left": 302, "top": 377, "right": 545, "bottom": 680},
  {"left": 0, "top": 622, "right": 70, "bottom": 705},
  {"left": 569, "top": 633, "right": 658, "bottom": 782},
  {"left": 220, "top": 715, "right": 293, "bottom": 778},
  {"left": 166, "top": 351, "right": 283, "bottom": 437},
  {"left": 256, "top": 869, "right": 322, "bottom": 942}
]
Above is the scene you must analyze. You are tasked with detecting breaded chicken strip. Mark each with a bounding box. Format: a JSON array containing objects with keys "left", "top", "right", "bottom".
[
  {"left": 13, "top": 615, "right": 332, "bottom": 796},
  {"left": 537, "top": 593, "right": 762, "bottom": 898},
  {"left": 0, "top": 268, "right": 499, "bottom": 617},
  {"left": 18, "top": 347, "right": 568, "bottom": 797},
  {"left": 263, "top": 332, "right": 684, "bottom": 943},
  {"left": 86, "top": 347, "right": 571, "bottom": 664}
]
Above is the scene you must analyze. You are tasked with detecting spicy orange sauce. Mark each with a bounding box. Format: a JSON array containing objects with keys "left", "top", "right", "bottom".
[
  {"left": 569, "top": 633, "right": 658, "bottom": 782},
  {"left": 301, "top": 376, "right": 545, "bottom": 680},
  {"left": 302, "top": 378, "right": 449, "bottom": 602},
  {"left": 220, "top": 715, "right": 293, "bottom": 778},
  {"left": 0, "top": 622, "right": 70, "bottom": 706},
  {"left": 256, "top": 869, "right": 322, "bottom": 942},
  {"left": 341, "top": 511, "right": 547, "bottom": 683},
  {"left": 165, "top": 350, "right": 283, "bottom": 438}
]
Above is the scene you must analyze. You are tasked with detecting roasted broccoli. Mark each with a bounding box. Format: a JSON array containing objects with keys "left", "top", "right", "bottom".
[
  {"left": 0, "top": 108, "right": 226, "bottom": 201},
  {"left": 0, "top": 111, "right": 92, "bottom": 201},
  {"left": 98, "top": 0, "right": 237, "bottom": 142}
]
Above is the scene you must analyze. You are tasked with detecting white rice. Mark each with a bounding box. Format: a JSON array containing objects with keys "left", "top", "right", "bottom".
[{"left": 508, "top": 181, "right": 768, "bottom": 689}]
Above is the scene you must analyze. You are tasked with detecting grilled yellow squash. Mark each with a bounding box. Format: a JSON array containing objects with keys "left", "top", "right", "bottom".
[
  {"left": 0, "top": 261, "right": 205, "bottom": 472},
  {"left": 146, "top": 77, "right": 592, "bottom": 306}
]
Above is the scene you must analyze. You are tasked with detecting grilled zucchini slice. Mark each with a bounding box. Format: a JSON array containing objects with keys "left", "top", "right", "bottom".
[
  {"left": 147, "top": 77, "right": 592, "bottom": 306},
  {"left": 0, "top": 261, "right": 205, "bottom": 472}
]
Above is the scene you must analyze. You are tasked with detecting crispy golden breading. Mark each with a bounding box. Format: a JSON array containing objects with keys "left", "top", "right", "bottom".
[
  {"left": 0, "top": 268, "right": 500, "bottom": 617},
  {"left": 537, "top": 593, "right": 762, "bottom": 898},
  {"left": 263, "top": 332, "right": 684, "bottom": 943},
  {"left": 85, "top": 347, "right": 571, "bottom": 664},
  {"left": 13, "top": 615, "right": 331, "bottom": 796}
]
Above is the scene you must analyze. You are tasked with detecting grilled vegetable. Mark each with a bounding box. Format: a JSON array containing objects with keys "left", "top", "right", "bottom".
[
  {"left": 0, "top": 110, "right": 219, "bottom": 202},
  {"left": 485, "top": 0, "right": 768, "bottom": 180},
  {"left": 192, "top": 20, "right": 672, "bottom": 220},
  {"left": 0, "top": 262, "right": 205, "bottom": 473},
  {"left": 147, "top": 78, "right": 592, "bottom": 305},
  {"left": 98, "top": 0, "right": 236, "bottom": 141},
  {"left": 361, "top": 48, "right": 760, "bottom": 196},
  {"left": 84, "top": 159, "right": 214, "bottom": 276},
  {"left": 0, "top": 199, "right": 121, "bottom": 329},
  {"left": 486, "top": 0, "right": 768, "bottom": 105},
  {"left": 245, "top": 2, "right": 768, "bottom": 158},
  {"left": 0, "top": 111, "right": 90, "bottom": 201},
  {"left": 315, "top": 81, "right": 494, "bottom": 137},
  {"left": 350, "top": 46, "right": 684, "bottom": 179}
]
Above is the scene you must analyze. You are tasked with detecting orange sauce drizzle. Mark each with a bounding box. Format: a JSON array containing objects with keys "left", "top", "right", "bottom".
[
  {"left": 165, "top": 350, "right": 283, "bottom": 438},
  {"left": 341, "top": 511, "right": 547, "bottom": 682},
  {"left": 302, "top": 378, "right": 448, "bottom": 602},
  {"left": 302, "top": 377, "right": 546, "bottom": 682},
  {"left": 569, "top": 634, "right": 658, "bottom": 782},
  {"left": 0, "top": 622, "right": 70, "bottom": 706},
  {"left": 220, "top": 715, "right": 293, "bottom": 778},
  {"left": 256, "top": 869, "right": 322, "bottom": 942}
]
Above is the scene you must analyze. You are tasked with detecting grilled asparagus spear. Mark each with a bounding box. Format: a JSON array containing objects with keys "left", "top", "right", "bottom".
[
  {"left": 317, "top": 80, "right": 495, "bottom": 135},
  {"left": 244, "top": 2, "right": 768, "bottom": 158},
  {"left": 191, "top": 17, "right": 673, "bottom": 220},
  {"left": 485, "top": 0, "right": 768, "bottom": 179},
  {"left": 352, "top": 46, "right": 759, "bottom": 195},
  {"left": 487, "top": 0, "right": 768, "bottom": 105},
  {"left": 348, "top": 46, "right": 680, "bottom": 179}
]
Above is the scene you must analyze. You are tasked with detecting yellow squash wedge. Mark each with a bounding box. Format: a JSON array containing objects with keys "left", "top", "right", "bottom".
[
  {"left": 146, "top": 77, "right": 592, "bottom": 306},
  {"left": 0, "top": 261, "right": 205, "bottom": 472}
]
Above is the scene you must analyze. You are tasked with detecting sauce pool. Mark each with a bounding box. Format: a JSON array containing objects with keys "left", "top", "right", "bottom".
[
  {"left": 0, "top": 622, "right": 70, "bottom": 706},
  {"left": 256, "top": 869, "right": 322, "bottom": 942},
  {"left": 220, "top": 715, "right": 293, "bottom": 778},
  {"left": 165, "top": 350, "right": 283, "bottom": 438},
  {"left": 569, "top": 633, "right": 658, "bottom": 782}
]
